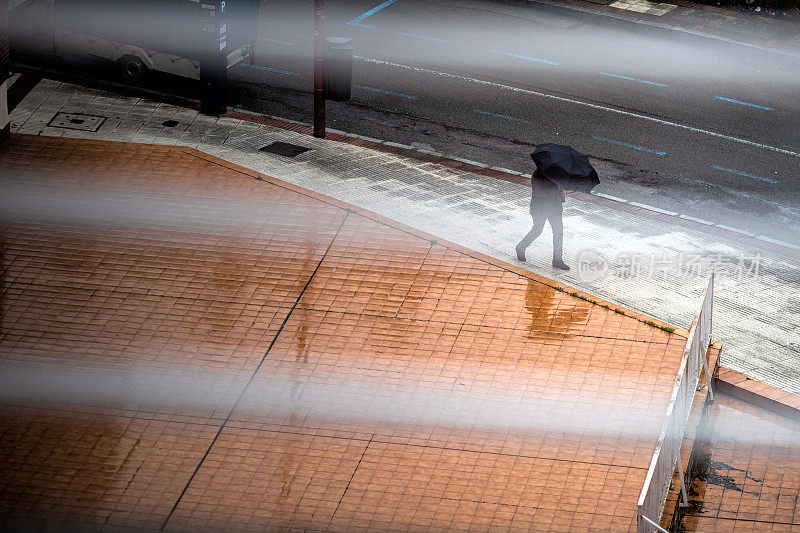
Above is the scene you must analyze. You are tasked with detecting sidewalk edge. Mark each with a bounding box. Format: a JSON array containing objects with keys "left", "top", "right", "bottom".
[
  {"left": 715, "top": 366, "right": 800, "bottom": 420},
  {"left": 168, "top": 138, "right": 688, "bottom": 340},
  {"left": 225, "top": 108, "right": 800, "bottom": 261}
]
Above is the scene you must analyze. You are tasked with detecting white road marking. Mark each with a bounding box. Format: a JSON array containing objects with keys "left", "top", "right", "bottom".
[
  {"left": 258, "top": 37, "right": 297, "bottom": 46},
  {"left": 356, "top": 55, "right": 800, "bottom": 159},
  {"left": 396, "top": 31, "right": 446, "bottom": 43}
]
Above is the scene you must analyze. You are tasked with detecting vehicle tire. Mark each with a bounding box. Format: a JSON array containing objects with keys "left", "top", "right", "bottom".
[{"left": 119, "top": 55, "right": 148, "bottom": 81}]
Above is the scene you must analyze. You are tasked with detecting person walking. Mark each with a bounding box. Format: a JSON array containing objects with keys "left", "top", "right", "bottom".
[{"left": 516, "top": 170, "right": 570, "bottom": 270}]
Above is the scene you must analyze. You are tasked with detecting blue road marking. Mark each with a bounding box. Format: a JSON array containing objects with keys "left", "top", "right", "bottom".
[
  {"left": 396, "top": 31, "right": 445, "bottom": 42},
  {"left": 353, "top": 84, "right": 417, "bottom": 99},
  {"left": 474, "top": 109, "right": 530, "bottom": 123},
  {"left": 714, "top": 96, "right": 773, "bottom": 111},
  {"left": 594, "top": 135, "right": 665, "bottom": 155},
  {"left": 713, "top": 165, "right": 779, "bottom": 184},
  {"left": 242, "top": 63, "right": 300, "bottom": 76},
  {"left": 347, "top": 0, "right": 396, "bottom": 28},
  {"left": 489, "top": 49, "right": 559, "bottom": 66},
  {"left": 599, "top": 72, "right": 667, "bottom": 87}
]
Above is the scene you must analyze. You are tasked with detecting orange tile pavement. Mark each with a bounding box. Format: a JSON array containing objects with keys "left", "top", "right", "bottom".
[
  {"left": 681, "top": 392, "right": 800, "bottom": 533},
  {"left": 1, "top": 135, "right": 691, "bottom": 531}
]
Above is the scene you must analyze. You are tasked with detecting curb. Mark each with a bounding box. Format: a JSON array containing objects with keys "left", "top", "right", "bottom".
[
  {"left": 175, "top": 136, "right": 688, "bottom": 339},
  {"left": 225, "top": 108, "right": 800, "bottom": 262},
  {"left": 715, "top": 366, "right": 800, "bottom": 421}
]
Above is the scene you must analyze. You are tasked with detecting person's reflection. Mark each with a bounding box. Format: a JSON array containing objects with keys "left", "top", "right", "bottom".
[
  {"left": 279, "top": 447, "right": 296, "bottom": 499},
  {"left": 516, "top": 170, "right": 570, "bottom": 270},
  {"left": 274, "top": 440, "right": 298, "bottom": 527},
  {"left": 294, "top": 239, "right": 316, "bottom": 365},
  {"left": 288, "top": 238, "right": 315, "bottom": 433},
  {"left": 295, "top": 305, "right": 309, "bottom": 365},
  {"left": 525, "top": 278, "right": 590, "bottom": 338}
]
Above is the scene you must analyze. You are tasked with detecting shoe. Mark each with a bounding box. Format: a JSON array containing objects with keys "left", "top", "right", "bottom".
[
  {"left": 552, "top": 259, "right": 570, "bottom": 271},
  {"left": 516, "top": 244, "right": 526, "bottom": 262}
]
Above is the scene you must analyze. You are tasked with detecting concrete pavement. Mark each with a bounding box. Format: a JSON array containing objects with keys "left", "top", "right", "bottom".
[{"left": 8, "top": 78, "right": 800, "bottom": 395}]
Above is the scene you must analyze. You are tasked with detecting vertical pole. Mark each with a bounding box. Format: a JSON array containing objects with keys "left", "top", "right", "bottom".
[
  {"left": 677, "top": 453, "right": 689, "bottom": 507},
  {"left": 253, "top": 0, "right": 267, "bottom": 66},
  {"left": 200, "top": 0, "right": 228, "bottom": 116},
  {"left": 45, "top": 0, "right": 55, "bottom": 60},
  {"left": 0, "top": 0, "right": 9, "bottom": 142},
  {"left": 703, "top": 273, "right": 714, "bottom": 402},
  {"left": 701, "top": 356, "right": 714, "bottom": 402},
  {"left": 313, "top": 0, "right": 325, "bottom": 137}
]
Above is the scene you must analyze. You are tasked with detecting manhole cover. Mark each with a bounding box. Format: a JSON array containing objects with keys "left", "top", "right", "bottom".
[
  {"left": 260, "top": 141, "right": 311, "bottom": 158},
  {"left": 48, "top": 112, "right": 107, "bottom": 132}
]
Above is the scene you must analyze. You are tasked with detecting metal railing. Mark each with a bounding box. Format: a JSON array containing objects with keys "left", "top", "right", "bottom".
[{"left": 637, "top": 274, "right": 714, "bottom": 533}]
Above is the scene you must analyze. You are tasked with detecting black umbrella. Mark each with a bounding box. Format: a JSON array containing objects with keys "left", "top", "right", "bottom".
[{"left": 530, "top": 143, "right": 600, "bottom": 193}]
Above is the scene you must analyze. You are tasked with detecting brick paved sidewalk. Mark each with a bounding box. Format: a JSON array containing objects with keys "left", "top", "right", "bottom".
[
  {"left": 2, "top": 135, "right": 692, "bottom": 531},
  {"left": 681, "top": 392, "right": 800, "bottom": 532},
  {"left": 9, "top": 79, "right": 799, "bottom": 396}
]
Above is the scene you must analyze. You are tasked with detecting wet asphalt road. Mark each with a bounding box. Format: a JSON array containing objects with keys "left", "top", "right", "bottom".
[
  {"left": 9, "top": 0, "right": 800, "bottom": 244},
  {"left": 226, "top": 0, "right": 800, "bottom": 244}
]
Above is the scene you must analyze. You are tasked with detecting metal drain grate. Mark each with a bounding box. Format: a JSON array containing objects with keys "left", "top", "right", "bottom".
[
  {"left": 48, "top": 112, "right": 107, "bottom": 132},
  {"left": 260, "top": 141, "right": 311, "bottom": 158}
]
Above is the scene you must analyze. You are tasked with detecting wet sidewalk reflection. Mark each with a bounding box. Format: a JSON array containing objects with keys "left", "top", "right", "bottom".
[
  {"left": 682, "top": 393, "right": 800, "bottom": 532},
  {"left": 1, "top": 136, "right": 688, "bottom": 531}
]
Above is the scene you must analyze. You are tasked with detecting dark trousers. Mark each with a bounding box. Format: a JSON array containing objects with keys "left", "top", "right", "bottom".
[{"left": 518, "top": 203, "right": 564, "bottom": 260}]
